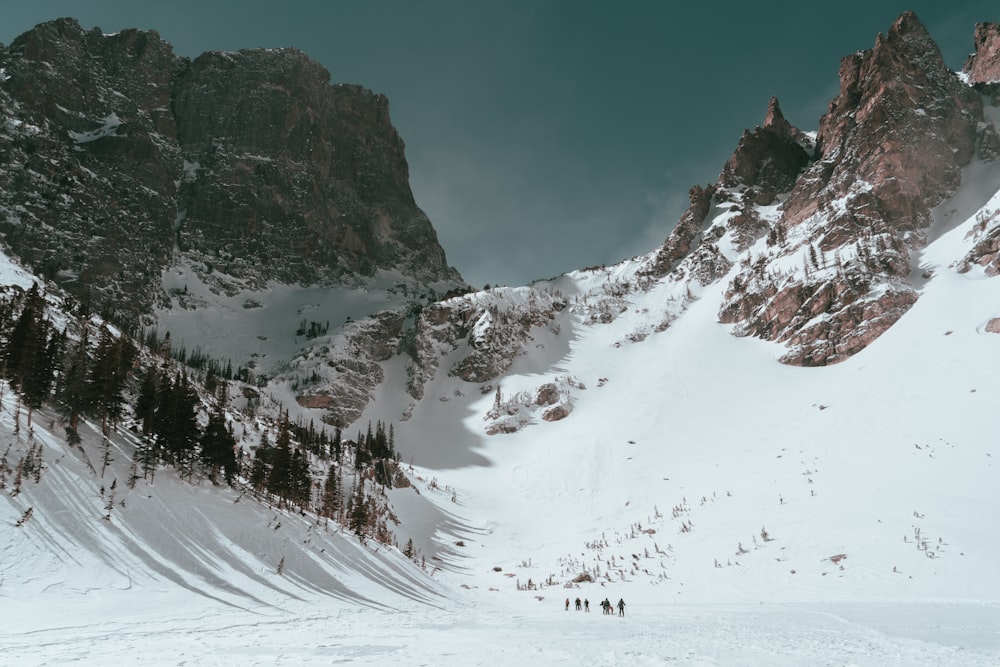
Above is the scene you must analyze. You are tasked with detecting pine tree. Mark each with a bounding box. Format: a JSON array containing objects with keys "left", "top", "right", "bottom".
[
  {"left": 808, "top": 244, "right": 820, "bottom": 272},
  {"left": 134, "top": 366, "right": 159, "bottom": 436},
  {"left": 249, "top": 431, "right": 271, "bottom": 494},
  {"left": 87, "top": 328, "right": 136, "bottom": 435},
  {"left": 153, "top": 372, "right": 200, "bottom": 472},
  {"left": 4, "top": 284, "right": 46, "bottom": 386},
  {"left": 288, "top": 448, "right": 312, "bottom": 506},
  {"left": 319, "top": 464, "right": 341, "bottom": 519},
  {"left": 100, "top": 435, "right": 113, "bottom": 478},
  {"left": 200, "top": 406, "right": 237, "bottom": 485},
  {"left": 349, "top": 482, "right": 368, "bottom": 537},
  {"left": 4, "top": 285, "right": 58, "bottom": 426},
  {"left": 56, "top": 331, "right": 90, "bottom": 443},
  {"left": 267, "top": 419, "right": 293, "bottom": 499},
  {"left": 22, "top": 319, "right": 59, "bottom": 426},
  {"left": 332, "top": 426, "right": 342, "bottom": 462}
]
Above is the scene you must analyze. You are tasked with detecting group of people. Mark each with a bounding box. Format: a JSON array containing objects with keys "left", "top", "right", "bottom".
[{"left": 564, "top": 596, "right": 626, "bottom": 616}]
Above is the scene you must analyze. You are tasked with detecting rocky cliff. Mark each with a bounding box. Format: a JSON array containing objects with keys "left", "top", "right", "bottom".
[
  {"left": 4, "top": 12, "right": 997, "bottom": 433},
  {"left": 286, "top": 11, "right": 1000, "bottom": 431},
  {"left": 651, "top": 11, "right": 1000, "bottom": 365},
  {"left": 0, "top": 18, "right": 460, "bottom": 325},
  {"left": 964, "top": 22, "right": 1000, "bottom": 85}
]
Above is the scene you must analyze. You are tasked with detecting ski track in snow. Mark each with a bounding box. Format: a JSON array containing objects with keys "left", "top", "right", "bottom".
[{"left": 1, "top": 596, "right": 998, "bottom": 665}]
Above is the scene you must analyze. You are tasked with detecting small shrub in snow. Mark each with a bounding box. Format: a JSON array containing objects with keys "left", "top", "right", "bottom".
[{"left": 14, "top": 506, "right": 33, "bottom": 527}]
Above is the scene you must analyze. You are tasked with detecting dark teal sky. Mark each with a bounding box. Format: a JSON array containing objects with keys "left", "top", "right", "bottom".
[{"left": 2, "top": 2, "right": 997, "bottom": 287}]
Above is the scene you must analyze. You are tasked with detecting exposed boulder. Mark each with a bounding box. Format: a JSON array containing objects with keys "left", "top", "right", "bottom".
[
  {"left": 541, "top": 405, "right": 571, "bottom": 422},
  {"left": 960, "top": 208, "right": 1000, "bottom": 276},
  {"left": 483, "top": 377, "right": 577, "bottom": 435},
  {"left": 535, "top": 383, "right": 560, "bottom": 406}
]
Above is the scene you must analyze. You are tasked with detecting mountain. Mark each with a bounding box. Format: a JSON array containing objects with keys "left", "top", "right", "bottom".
[
  {"left": 1, "top": 12, "right": 1000, "bottom": 664},
  {"left": 0, "top": 18, "right": 462, "bottom": 327},
  {"left": 282, "top": 12, "right": 1000, "bottom": 429}
]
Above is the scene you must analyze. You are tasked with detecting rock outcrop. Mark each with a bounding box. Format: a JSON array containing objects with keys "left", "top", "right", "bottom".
[
  {"left": 792, "top": 11, "right": 985, "bottom": 239},
  {"left": 964, "top": 22, "right": 1000, "bottom": 84},
  {"left": 714, "top": 11, "right": 999, "bottom": 365},
  {"left": 643, "top": 184, "right": 717, "bottom": 279},
  {"left": 0, "top": 18, "right": 460, "bottom": 325},
  {"left": 406, "top": 286, "right": 568, "bottom": 398},
  {"left": 719, "top": 97, "right": 812, "bottom": 206}
]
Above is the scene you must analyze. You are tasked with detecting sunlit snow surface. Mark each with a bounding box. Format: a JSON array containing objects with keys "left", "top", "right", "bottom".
[
  {"left": 3, "top": 595, "right": 999, "bottom": 665},
  {"left": 4, "top": 163, "right": 1000, "bottom": 663}
]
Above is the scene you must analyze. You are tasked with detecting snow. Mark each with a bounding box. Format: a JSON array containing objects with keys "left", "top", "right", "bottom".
[
  {"left": 3, "top": 148, "right": 1000, "bottom": 666},
  {"left": 154, "top": 259, "right": 419, "bottom": 377},
  {"left": 68, "top": 113, "right": 123, "bottom": 143},
  {"left": 2, "top": 596, "right": 996, "bottom": 665}
]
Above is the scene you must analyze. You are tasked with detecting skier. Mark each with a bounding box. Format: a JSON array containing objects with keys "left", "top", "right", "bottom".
[
  {"left": 575, "top": 597, "right": 582, "bottom": 611},
  {"left": 617, "top": 598, "right": 626, "bottom": 617},
  {"left": 565, "top": 597, "right": 570, "bottom": 611},
  {"left": 602, "top": 598, "right": 611, "bottom": 615},
  {"left": 584, "top": 598, "right": 590, "bottom": 612}
]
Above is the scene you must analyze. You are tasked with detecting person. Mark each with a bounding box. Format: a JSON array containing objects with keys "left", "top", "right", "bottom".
[
  {"left": 602, "top": 598, "right": 611, "bottom": 615},
  {"left": 584, "top": 598, "right": 590, "bottom": 612},
  {"left": 617, "top": 598, "right": 625, "bottom": 616},
  {"left": 575, "top": 597, "right": 582, "bottom": 611},
  {"left": 565, "top": 597, "right": 570, "bottom": 611}
]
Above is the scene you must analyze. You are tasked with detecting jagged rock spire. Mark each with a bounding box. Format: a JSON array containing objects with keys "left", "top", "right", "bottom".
[
  {"left": 717, "top": 11, "right": 991, "bottom": 366},
  {"left": 718, "top": 96, "right": 809, "bottom": 203},
  {"left": 763, "top": 96, "right": 791, "bottom": 134}
]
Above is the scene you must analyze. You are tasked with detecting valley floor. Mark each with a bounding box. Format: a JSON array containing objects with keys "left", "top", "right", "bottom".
[{"left": 3, "top": 589, "right": 998, "bottom": 666}]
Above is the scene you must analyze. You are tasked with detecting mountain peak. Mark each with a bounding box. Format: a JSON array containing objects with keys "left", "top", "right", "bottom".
[
  {"left": 889, "top": 9, "right": 927, "bottom": 38},
  {"left": 717, "top": 95, "right": 809, "bottom": 204},
  {"left": 716, "top": 11, "right": 991, "bottom": 365},
  {"left": 762, "top": 96, "right": 789, "bottom": 133}
]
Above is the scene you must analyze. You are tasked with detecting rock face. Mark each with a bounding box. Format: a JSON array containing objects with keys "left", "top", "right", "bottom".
[
  {"left": 712, "top": 11, "right": 999, "bottom": 365},
  {"left": 627, "top": 12, "right": 1000, "bottom": 367},
  {"left": 279, "top": 283, "right": 569, "bottom": 427},
  {"left": 964, "top": 22, "right": 1000, "bottom": 84},
  {"left": 960, "top": 208, "right": 1000, "bottom": 276},
  {"left": 171, "top": 49, "right": 455, "bottom": 288},
  {"left": 794, "top": 11, "right": 985, "bottom": 238},
  {"left": 643, "top": 184, "right": 717, "bottom": 279},
  {"left": 719, "top": 97, "right": 811, "bottom": 206},
  {"left": 0, "top": 19, "right": 460, "bottom": 324},
  {"left": 285, "top": 11, "right": 1000, "bottom": 429},
  {"left": 406, "top": 287, "right": 568, "bottom": 398}
]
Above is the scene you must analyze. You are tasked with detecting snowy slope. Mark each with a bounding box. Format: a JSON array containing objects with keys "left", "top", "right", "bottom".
[
  {"left": 5, "top": 95, "right": 1000, "bottom": 667},
  {"left": 0, "top": 402, "right": 450, "bottom": 609},
  {"left": 2, "top": 174, "right": 999, "bottom": 664},
  {"left": 395, "top": 170, "right": 1000, "bottom": 605}
]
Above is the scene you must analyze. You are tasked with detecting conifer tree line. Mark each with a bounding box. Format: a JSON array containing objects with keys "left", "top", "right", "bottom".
[{"left": 0, "top": 283, "right": 410, "bottom": 547}]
